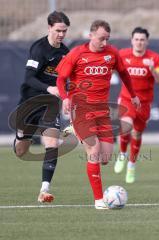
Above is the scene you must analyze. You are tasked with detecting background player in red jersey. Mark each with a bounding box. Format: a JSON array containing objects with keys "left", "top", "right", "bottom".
[
  {"left": 114, "top": 27, "right": 159, "bottom": 183},
  {"left": 56, "top": 20, "right": 140, "bottom": 209}
]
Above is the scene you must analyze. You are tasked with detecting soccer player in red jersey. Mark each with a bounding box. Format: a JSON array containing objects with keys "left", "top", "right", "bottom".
[
  {"left": 56, "top": 20, "right": 140, "bottom": 209},
  {"left": 114, "top": 27, "right": 159, "bottom": 183}
]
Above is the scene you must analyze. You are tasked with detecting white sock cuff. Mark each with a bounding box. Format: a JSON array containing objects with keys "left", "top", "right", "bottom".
[
  {"left": 128, "top": 161, "right": 135, "bottom": 168},
  {"left": 40, "top": 181, "right": 50, "bottom": 193},
  {"left": 120, "top": 152, "right": 128, "bottom": 156}
]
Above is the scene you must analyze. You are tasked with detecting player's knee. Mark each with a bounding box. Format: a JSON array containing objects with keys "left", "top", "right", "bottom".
[
  {"left": 132, "top": 130, "right": 142, "bottom": 139},
  {"left": 86, "top": 149, "right": 100, "bottom": 163},
  {"left": 120, "top": 117, "right": 133, "bottom": 134},
  {"left": 44, "top": 139, "right": 60, "bottom": 148}
]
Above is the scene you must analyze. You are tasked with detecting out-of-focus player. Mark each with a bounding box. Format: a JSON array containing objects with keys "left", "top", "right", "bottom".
[
  {"left": 114, "top": 27, "right": 159, "bottom": 183},
  {"left": 56, "top": 20, "right": 140, "bottom": 209}
]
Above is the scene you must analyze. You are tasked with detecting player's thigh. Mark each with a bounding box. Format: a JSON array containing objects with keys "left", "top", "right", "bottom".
[
  {"left": 133, "top": 117, "right": 147, "bottom": 133},
  {"left": 72, "top": 113, "right": 96, "bottom": 141},
  {"left": 95, "top": 116, "right": 115, "bottom": 143},
  {"left": 119, "top": 98, "right": 135, "bottom": 118}
]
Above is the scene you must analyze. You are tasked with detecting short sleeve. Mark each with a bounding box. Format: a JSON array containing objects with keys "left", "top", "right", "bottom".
[
  {"left": 56, "top": 46, "right": 80, "bottom": 78},
  {"left": 26, "top": 43, "right": 45, "bottom": 72},
  {"left": 154, "top": 53, "right": 159, "bottom": 70},
  {"left": 114, "top": 50, "right": 126, "bottom": 73}
]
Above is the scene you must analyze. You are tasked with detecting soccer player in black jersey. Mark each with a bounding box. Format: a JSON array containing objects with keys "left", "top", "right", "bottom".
[{"left": 14, "top": 11, "right": 70, "bottom": 203}]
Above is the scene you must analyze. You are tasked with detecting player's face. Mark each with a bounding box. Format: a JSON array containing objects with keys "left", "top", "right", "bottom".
[
  {"left": 131, "top": 33, "right": 148, "bottom": 55},
  {"left": 89, "top": 27, "right": 110, "bottom": 52},
  {"left": 48, "top": 22, "right": 68, "bottom": 45}
]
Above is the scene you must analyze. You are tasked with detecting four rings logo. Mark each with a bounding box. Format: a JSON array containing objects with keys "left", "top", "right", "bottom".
[
  {"left": 127, "top": 67, "right": 148, "bottom": 76},
  {"left": 84, "top": 66, "right": 108, "bottom": 75}
]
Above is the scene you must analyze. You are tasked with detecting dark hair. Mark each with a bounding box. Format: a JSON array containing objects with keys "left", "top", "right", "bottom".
[
  {"left": 132, "top": 27, "right": 149, "bottom": 38},
  {"left": 90, "top": 20, "right": 111, "bottom": 33},
  {"left": 47, "top": 11, "right": 70, "bottom": 27}
]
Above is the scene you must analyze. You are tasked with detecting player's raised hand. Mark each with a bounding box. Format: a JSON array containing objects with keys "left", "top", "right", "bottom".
[{"left": 131, "top": 96, "right": 141, "bottom": 110}]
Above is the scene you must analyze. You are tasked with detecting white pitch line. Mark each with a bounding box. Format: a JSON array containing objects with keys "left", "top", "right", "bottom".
[
  {"left": 0, "top": 205, "right": 92, "bottom": 209},
  {"left": 127, "top": 203, "right": 159, "bottom": 206},
  {"left": 0, "top": 203, "right": 159, "bottom": 209}
]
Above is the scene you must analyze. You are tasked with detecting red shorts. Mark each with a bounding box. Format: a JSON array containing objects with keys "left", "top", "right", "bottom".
[
  {"left": 71, "top": 94, "right": 114, "bottom": 143},
  {"left": 118, "top": 98, "right": 151, "bottom": 132}
]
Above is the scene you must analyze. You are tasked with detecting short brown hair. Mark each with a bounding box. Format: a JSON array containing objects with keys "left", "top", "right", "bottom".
[
  {"left": 132, "top": 27, "right": 149, "bottom": 38},
  {"left": 90, "top": 20, "right": 111, "bottom": 33},
  {"left": 47, "top": 11, "right": 70, "bottom": 27}
]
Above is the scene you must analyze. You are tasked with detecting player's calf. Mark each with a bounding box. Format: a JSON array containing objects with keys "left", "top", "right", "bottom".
[{"left": 14, "top": 139, "right": 32, "bottom": 157}]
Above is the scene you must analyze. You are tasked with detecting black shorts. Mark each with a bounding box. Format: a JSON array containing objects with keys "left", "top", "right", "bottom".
[{"left": 16, "top": 105, "right": 60, "bottom": 140}]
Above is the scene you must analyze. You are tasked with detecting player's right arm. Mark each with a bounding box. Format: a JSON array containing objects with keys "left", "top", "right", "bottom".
[
  {"left": 119, "top": 70, "right": 141, "bottom": 109},
  {"left": 56, "top": 47, "right": 79, "bottom": 113},
  {"left": 24, "top": 43, "right": 50, "bottom": 92},
  {"left": 25, "top": 42, "right": 58, "bottom": 96}
]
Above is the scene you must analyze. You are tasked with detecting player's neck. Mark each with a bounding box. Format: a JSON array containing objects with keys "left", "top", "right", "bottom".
[
  {"left": 48, "top": 36, "right": 60, "bottom": 48},
  {"left": 89, "top": 42, "right": 100, "bottom": 52},
  {"left": 133, "top": 49, "right": 146, "bottom": 57}
]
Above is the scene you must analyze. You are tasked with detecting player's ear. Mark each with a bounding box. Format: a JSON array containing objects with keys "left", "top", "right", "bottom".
[
  {"left": 131, "top": 37, "right": 135, "bottom": 48},
  {"left": 48, "top": 24, "right": 52, "bottom": 33},
  {"left": 89, "top": 32, "right": 93, "bottom": 39}
]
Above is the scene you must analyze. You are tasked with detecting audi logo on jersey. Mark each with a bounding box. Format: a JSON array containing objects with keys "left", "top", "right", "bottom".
[
  {"left": 84, "top": 66, "right": 108, "bottom": 75},
  {"left": 127, "top": 67, "right": 148, "bottom": 76}
]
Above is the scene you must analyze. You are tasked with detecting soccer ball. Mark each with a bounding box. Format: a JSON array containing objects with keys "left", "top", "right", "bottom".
[{"left": 103, "top": 185, "right": 128, "bottom": 209}]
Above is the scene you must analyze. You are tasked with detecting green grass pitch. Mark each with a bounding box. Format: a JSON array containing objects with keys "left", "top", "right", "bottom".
[{"left": 0, "top": 144, "right": 159, "bottom": 240}]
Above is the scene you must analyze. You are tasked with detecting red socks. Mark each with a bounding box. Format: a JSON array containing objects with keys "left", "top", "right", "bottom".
[
  {"left": 120, "top": 134, "right": 131, "bottom": 152},
  {"left": 87, "top": 161, "right": 103, "bottom": 200},
  {"left": 130, "top": 137, "right": 142, "bottom": 163}
]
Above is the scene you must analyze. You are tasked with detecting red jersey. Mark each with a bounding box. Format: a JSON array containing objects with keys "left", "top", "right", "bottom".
[
  {"left": 56, "top": 43, "right": 129, "bottom": 102},
  {"left": 119, "top": 48, "right": 159, "bottom": 102}
]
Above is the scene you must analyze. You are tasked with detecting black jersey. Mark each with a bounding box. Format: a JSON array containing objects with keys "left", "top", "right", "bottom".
[{"left": 20, "top": 36, "right": 69, "bottom": 102}]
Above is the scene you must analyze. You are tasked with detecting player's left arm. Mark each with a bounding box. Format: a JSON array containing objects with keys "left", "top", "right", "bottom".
[
  {"left": 115, "top": 51, "right": 141, "bottom": 108},
  {"left": 148, "top": 58, "right": 159, "bottom": 83},
  {"left": 118, "top": 69, "right": 141, "bottom": 108}
]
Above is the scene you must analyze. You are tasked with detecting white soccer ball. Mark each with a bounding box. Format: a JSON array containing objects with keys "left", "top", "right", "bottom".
[{"left": 103, "top": 185, "right": 128, "bottom": 209}]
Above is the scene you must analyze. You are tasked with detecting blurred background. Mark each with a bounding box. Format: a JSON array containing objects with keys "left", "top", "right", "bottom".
[{"left": 0, "top": 0, "right": 159, "bottom": 144}]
